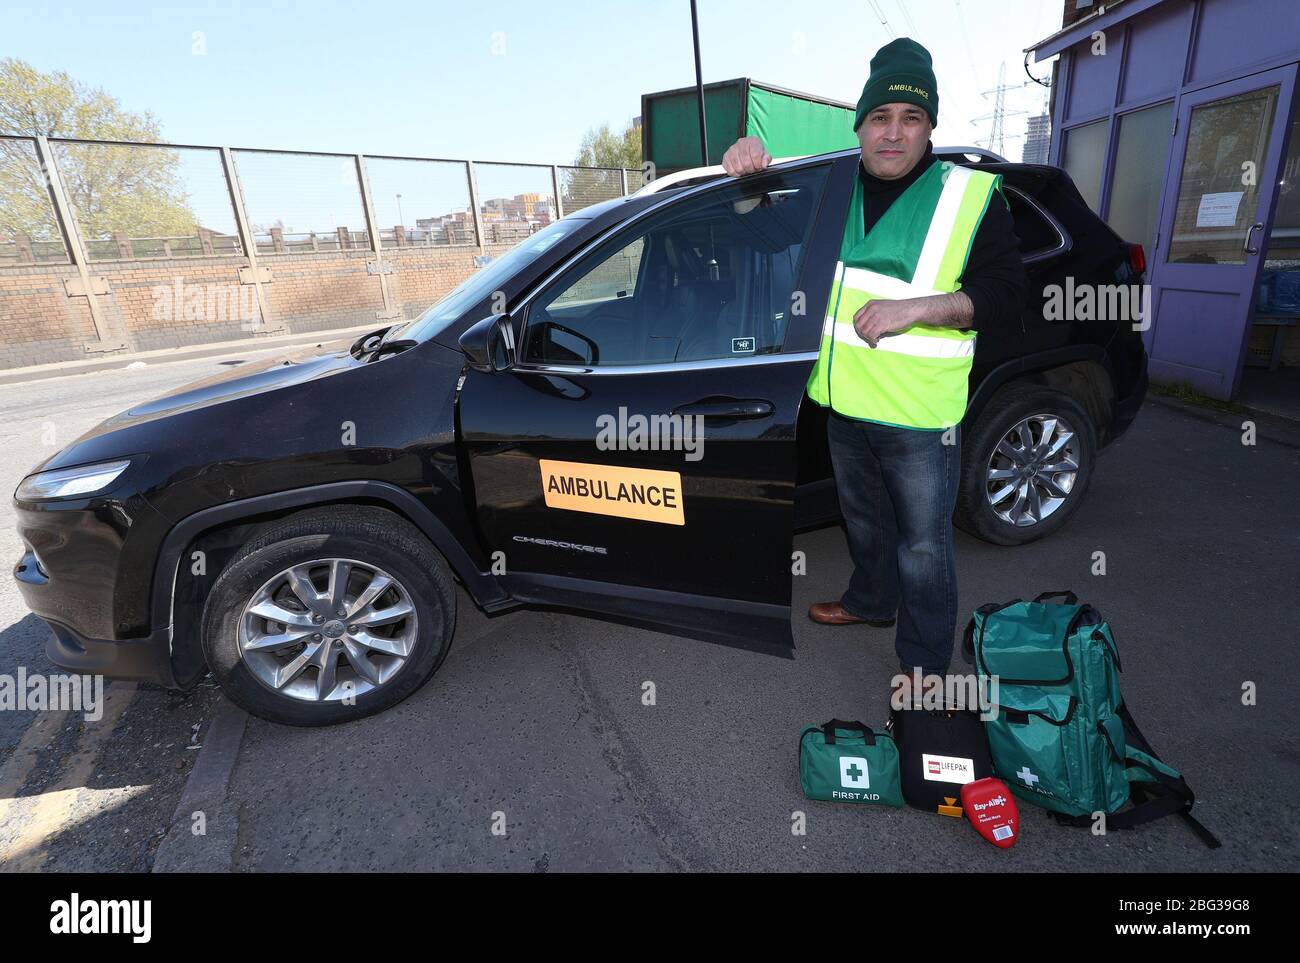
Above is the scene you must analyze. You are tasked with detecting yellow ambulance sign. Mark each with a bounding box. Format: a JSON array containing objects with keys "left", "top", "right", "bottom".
[{"left": 539, "top": 459, "right": 685, "bottom": 526}]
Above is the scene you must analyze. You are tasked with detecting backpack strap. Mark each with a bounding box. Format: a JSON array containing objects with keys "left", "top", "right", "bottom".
[
  {"left": 961, "top": 598, "right": 1022, "bottom": 665},
  {"left": 1116, "top": 765, "right": 1220, "bottom": 847},
  {"left": 1033, "top": 590, "right": 1079, "bottom": 605},
  {"left": 1096, "top": 706, "right": 1222, "bottom": 849},
  {"left": 1092, "top": 626, "right": 1123, "bottom": 672}
]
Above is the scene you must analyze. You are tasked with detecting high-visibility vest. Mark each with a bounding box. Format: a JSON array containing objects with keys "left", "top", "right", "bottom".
[{"left": 807, "top": 159, "right": 1002, "bottom": 430}]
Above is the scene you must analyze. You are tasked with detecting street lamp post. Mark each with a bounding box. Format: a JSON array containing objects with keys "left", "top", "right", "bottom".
[{"left": 690, "top": 0, "right": 708, "bottom": 167}]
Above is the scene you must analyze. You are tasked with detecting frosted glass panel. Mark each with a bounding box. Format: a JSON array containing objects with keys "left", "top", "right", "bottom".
[
  {"left": 1107, "top": 102, "right": 1173, "bottom": 258},
  {"left": 1062, "top": 119, "right": 1110, "bottom": 214}
]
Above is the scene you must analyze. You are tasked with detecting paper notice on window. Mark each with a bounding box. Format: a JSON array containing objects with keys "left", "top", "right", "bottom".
[{"left": 1196, "top": 191, "right": 1244, "bottom": 228}]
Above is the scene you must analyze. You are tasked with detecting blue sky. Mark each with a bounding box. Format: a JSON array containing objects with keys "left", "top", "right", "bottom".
[
  {"left": 3, "top": 0, "right": 1062, "bottom": 233},
  {"left": 4, "top": 0, "right": 1059, "bottom": 159}
]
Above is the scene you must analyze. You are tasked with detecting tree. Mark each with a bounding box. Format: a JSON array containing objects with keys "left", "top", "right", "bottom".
[
  {"left": 0, "top": 58, "right": 196, "bottom": 247},
  {"left": 562, "top": 120, "right": 642, "bottom": 214},
  {"left": 573, "top": 121, "right": 642, "bottom": 170}
]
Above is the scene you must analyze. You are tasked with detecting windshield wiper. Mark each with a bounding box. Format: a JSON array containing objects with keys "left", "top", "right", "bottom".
[
  {"left": 363, "top": 338, "right": 419, "bottom": 361},
  {"left": 351, "top": 324, "right": 397, "bottom": 359}
]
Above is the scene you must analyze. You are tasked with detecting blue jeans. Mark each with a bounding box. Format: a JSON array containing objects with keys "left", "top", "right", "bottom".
[{"left": 826, "top": 411, "right": 961, "bottom": 676}]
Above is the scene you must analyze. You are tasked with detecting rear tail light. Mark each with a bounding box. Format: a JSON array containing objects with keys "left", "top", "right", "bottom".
[{"left": 1127, "top": 243, "right": 1146, "bottom": 278}]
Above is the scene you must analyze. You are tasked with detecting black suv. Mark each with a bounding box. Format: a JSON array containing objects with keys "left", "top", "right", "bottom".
[{"left": 14, "top": 147, "right": 1147, "bottom": 725}]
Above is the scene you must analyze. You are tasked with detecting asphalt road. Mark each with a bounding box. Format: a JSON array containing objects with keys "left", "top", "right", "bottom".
[
  {"left": 0, "top": 346, "right": 1297, "bottom": 872},
  {"left": 0, "top": 348, "right": 309, "bottom": 871}
]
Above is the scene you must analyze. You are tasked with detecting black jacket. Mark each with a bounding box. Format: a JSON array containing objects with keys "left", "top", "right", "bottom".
[{"left": 858, "top": 143, "right": 1028, "bottom": 334}]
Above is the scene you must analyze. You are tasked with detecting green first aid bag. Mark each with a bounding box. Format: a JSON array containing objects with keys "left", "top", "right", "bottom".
[
  {"left": 799, "top": 720, "right": 904, "bottom": 807},
  {"left": 963, "top": 590, "right": 1220, "bottom": 848}
]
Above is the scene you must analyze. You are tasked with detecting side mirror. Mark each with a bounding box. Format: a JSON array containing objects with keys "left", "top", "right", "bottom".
[{"left": 459, "top": 314, "right": 515, "bottom": 372}]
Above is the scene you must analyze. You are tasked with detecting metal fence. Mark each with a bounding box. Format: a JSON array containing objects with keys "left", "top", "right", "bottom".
[{"left": 0, "top": 133, "right": 642, "bottom": 270}]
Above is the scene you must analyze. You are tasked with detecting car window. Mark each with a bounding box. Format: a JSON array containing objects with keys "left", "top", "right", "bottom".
[
  {"left": 522, "top": 165, "right": 828, "bottom": 367},
  {"left": 547, "top": 237, "right": 645, "bottom": 311},
  {"left": 389, "top": 217, "right": 580, "bottom": 344},
  {"left": 1005, "top": 187, "right": 1067, "bottom": 261}
]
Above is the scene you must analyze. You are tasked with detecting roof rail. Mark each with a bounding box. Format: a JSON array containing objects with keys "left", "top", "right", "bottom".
[
  {"left": 632, "top": 165, "right": 725, "bottom": 196},
  {"left": 633, "top": 156, "right": 810, "bottom": 196},
  {"left": 633, "top": 145, "right": 1011, "bottom": 196},
  {"left": 934, "top": 146, "right": 1009, "bottom": 164}
]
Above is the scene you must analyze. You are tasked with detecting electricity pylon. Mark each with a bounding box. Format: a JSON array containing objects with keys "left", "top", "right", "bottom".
[{"left": 971, "top": 62, "right": 1029, "bottom": 157}]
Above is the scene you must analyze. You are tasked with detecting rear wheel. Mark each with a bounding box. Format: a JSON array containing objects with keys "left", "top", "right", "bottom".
[
  {"left": 201, "top": 506, "right": 455, "bottom": 726},
  {"left": 955, "top": 383, "right": 1098, "bottom": 545}
]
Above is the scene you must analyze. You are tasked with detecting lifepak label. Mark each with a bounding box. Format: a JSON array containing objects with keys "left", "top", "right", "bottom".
[
  {"left": 922, "top": 753, "right": 977, "bottom": 784},
  {"left": 539, "top": 459, "right": 685, "bottom": 526}
]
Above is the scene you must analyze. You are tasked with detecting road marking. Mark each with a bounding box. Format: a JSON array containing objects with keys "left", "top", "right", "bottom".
[
  {"left": 0, "top": 682, "right": 136, "bottom": 872},
  {"left": 0, "top": 706, "right": 70, "bottom": 811}
]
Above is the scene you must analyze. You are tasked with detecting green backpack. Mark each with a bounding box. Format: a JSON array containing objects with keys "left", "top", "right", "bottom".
[{"left": 964, "top": 591, "right": 1219, "bottom": 848}]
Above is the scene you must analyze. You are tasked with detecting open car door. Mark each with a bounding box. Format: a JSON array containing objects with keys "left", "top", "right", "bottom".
[{"left": 456, "top": 156, "right": 855, "bottom": 655}]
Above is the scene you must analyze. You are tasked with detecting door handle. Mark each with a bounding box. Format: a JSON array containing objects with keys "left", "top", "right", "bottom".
[
  {"left": 671, "top": 398, "right": 775, "bottom": 420},
  {"left": 1244, "top": 222, "right": 1264, "bottom": 256}
]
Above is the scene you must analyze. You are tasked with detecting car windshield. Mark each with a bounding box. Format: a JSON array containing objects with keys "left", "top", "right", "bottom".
[{"left": 385, "top": 218, "right": 582, "bottom": 343}]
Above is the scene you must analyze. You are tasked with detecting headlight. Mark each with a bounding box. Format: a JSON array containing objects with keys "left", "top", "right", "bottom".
[{"left": 16, "top": 460, "right": 131, "bottom": 501}]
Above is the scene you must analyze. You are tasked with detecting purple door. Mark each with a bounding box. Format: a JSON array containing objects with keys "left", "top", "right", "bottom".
[{"left": 1147, "top": 66, "right": 1297, "bottom": 399}]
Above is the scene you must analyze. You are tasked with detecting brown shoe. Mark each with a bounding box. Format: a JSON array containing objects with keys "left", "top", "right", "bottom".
[{"left": 807, "top": 601, "right": 896, "bottom": 627}]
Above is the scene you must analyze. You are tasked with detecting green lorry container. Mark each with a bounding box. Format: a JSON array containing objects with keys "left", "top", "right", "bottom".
[{"left": 640, "top": 78, "right": 858, "bottom": 176}]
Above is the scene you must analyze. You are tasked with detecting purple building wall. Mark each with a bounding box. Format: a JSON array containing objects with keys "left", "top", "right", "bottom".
[{"left": 1034, "top": 0, "right": 1300, "bottom": 399}]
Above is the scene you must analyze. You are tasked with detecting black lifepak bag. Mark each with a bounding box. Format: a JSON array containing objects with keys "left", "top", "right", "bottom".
[{"left": 888, "top": 705, "right": 994, "bottom": 817}]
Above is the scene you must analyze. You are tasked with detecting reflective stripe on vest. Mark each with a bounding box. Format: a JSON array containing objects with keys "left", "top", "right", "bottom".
[{"left": 807, "top": 163, "right": 1000, "bottom": 430}]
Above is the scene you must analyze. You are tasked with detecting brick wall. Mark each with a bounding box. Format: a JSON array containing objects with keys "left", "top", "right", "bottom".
[
  {"left": 0, "top": 242, "right": 516, "bottom": 370},
  {"left": 0, "top": 265, "right": 98, "bottom": 368},
  {"left": 385, "top": 243, "right": 515, "bottom": 320},
  {"left": 1060, "top": 0, "right": 1091, "bottom": 30}
]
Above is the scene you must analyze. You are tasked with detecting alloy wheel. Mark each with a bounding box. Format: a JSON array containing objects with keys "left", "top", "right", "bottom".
[
  {"left": 237, "top": 557, "right": 418, "bottom": 702},
  {"left": 984, "top": 412, "right": 1081, "bottom": 527}
]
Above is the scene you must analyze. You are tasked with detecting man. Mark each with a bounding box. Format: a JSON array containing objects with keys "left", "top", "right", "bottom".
[{"left": 721, "top": 38, "right": 1028, "bottom": 695}]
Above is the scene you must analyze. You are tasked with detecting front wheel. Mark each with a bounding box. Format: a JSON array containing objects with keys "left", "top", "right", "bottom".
[
  {"left": 201, "top": 506, "right": 455, "bottom": 726},
  {"left": 955, "top": 383, "right": 1098, "bottom": 545}
]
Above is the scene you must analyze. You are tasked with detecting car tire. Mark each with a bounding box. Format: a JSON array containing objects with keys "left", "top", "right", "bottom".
[
  {"left": 201, "top": 505, "right": 455, "bottom": 726},
  {"left": 955, "top": 383, "right": 1097, "bottom": 546}
]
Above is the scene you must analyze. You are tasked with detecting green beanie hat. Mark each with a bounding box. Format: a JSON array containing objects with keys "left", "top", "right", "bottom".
[{"left": 853, "top": 38, "right": 938, "bottom": 131}]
